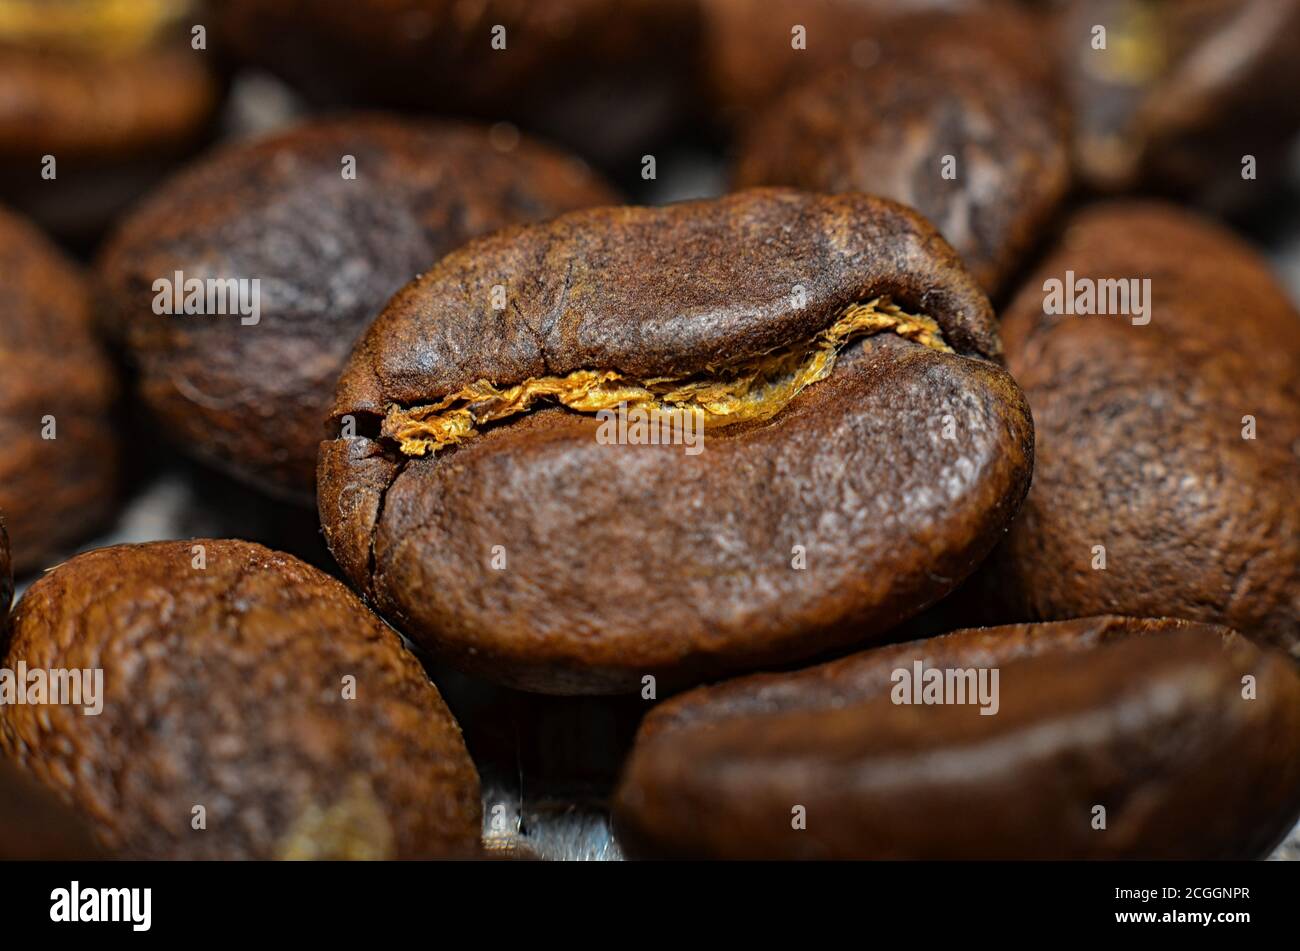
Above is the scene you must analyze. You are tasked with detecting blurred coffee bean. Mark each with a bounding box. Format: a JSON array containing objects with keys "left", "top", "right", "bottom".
[
  {"left": 981, "top": 202, "right": 1300, "bottom": 657},
  {"left": 0, "top": 204, "right": 119, "bottom": 576},
  {"left": 1062, "top": 0, "right": 1300, "bottom": 211},
  {"left": 1, "top": 539, "right": 482, "bottom": 859},
  {"left": 614, "top": 617, "right": 1300, "bottom": 859},
  {"left": 215, "top": 0, "right": 701, "bottom": 168},
  {"left": 97, "top": 115, "right": 618, "bottom": 503},
  {"left": 734, "top": 8, "right": 1069, "bottom": 296},
  {"left": 0, "top": 0, "right": 222, "bottom": 242},
  {"left": 701, "top": 0, "right": 1053, "bottom": 129}
]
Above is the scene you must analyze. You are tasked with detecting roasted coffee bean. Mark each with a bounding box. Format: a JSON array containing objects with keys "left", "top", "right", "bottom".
[
  {"left": 0, "top": 204, "right": 118, "bottom": 575},
  {"left": 614, "top": 617, "right": 1300, "bottom": 859},
  {"left": 319, "top": 189, "right": 1034, "bottom": 694},
  {"left": 97, "top": 115, "right": 618, "bottom": 503},
  {"left": 977, "top": 203, "right": 1300, "bottom": 658},
  {"left": 0, "top": 756, "right": 105, "bottom": 860},
  {"left": 0, "top": 0, "right": 221, "bottom": 240},
  {"left": 1061, "top": 0, "right": 1300, "bottom": 209},
  {"left": 216, "top": 0, "right": 700, "bottom": 166},
  {"left": 701, "top": 0, "right": 1053, "bottom": 129},
  {"left": 733, "top": 9, "right": 1069, "bottom": 296},
  {"left": 0, "top": 539, "right": 481, "bottom": 859}
]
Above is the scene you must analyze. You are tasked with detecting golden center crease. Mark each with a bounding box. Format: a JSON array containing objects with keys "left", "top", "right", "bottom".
[{"left": 382, "top": 297, "right": 951, "bottom": 457}]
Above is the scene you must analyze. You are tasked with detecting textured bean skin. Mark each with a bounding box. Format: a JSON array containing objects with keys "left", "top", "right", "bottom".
[
  {"left": 614, "top": 617, "right": 1300, "bottom": 859},
  {"left": 0, "top": 205, "right": 118, "bottom": 574},
  {"left": 979, "top": 203, "right": 1300, "bottom": 658},
  {"left": 97, "top": 116, "right": 618, "bottom": 502},
  {"left": 1061, "top": 0, "right": 1300, "bottom": 208},
  {"left": 734, "top": 12, "right": 1069, "bottom": 296},
  {"left": 319, "top": 189, "right": 1034, "bottom": 694},
  {"left": 0, "top": 540, "right": 482, "bottom": 860}
]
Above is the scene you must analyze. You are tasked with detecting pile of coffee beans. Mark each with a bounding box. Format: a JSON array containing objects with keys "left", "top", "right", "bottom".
[{"left": 0, "top": 0, "right": 1297, "bottom": 861}]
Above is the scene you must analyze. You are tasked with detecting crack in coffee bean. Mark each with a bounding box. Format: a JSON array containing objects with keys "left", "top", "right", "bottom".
[{"left": 382, "top": 298, "right": 951, "bottom": 456}]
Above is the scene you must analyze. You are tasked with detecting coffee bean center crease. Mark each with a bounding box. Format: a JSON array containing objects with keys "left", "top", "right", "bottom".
[{"left": 381, "top": 297, "right": 950, "bottom": 456}]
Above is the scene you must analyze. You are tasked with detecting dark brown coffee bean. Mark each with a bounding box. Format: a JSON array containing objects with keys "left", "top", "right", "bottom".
[
  {"left": 0, "top": 204, "right": 119, "bottom": 575},
  {"left": 97, "top": 115, "right": 618, "bottom": 503},
  {"left": 1061, "top": 0, "right": 1300, "bottom": 209},
  {"left": 0, "top": 756, "right": 105, "bottom": 860},
  {"left": 0, "top": 539, "right": 481, "bottom": 859},
  {"left": 980, "top": 203, "right": 1300, "bottom": 658},
  {"left": 733, "top": 9, "right": 1069, "bottom": 296},
  {"left": 0, "top": 1, "right": 221, "bottom": 239},
  {"left": 216, "top": 0, "right": 700, "bottom": 165},
  {"left": 319, "top": 189, "right": 1034, "bottom": 694},
  {"left": 614, "top": 617, "right": 1300, "bottom": 859}
]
